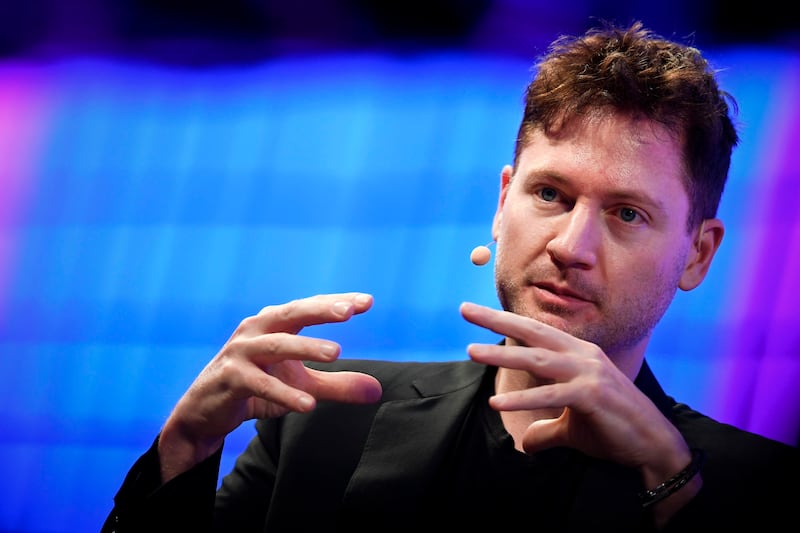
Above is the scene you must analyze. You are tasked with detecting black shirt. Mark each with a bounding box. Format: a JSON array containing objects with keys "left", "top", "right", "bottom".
[{"left": 427, "top": 365, "right": 596, "bottom": 529}]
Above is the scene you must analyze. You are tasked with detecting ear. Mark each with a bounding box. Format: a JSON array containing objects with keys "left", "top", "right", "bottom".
[
  {"left": 679, "top": 218, "right": 724, "bottom": 291},
  {"left": 492, "top": 165, "right": 514, "bottom": 240}
]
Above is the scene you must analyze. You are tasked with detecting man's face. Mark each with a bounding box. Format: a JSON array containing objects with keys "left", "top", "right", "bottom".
[{"left": 493, "top": 113, "right": 697, "bottom": 359}]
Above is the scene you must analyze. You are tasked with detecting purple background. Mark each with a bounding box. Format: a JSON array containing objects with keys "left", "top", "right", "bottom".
[{"left": 0, "top": 2, "right": 798, "bottom": 531}]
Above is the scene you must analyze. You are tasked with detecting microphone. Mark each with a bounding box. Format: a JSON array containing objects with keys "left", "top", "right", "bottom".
[{"left": 470, "top": 241, "right": 495, "bottom": 266}]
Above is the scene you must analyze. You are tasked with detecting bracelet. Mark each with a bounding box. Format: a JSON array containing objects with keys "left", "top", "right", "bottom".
[{"left": 639, "top": 448, "right": 705, "bottom": 509}]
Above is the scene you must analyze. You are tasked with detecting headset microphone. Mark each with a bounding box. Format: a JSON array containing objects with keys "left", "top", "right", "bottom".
[{"left": 470, "top": 241, "right": 495, "bottom": 266}]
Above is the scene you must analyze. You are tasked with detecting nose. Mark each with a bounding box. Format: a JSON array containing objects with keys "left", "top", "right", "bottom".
[{"left": 545, "top": 203, "right": 599, "bottom": 269}]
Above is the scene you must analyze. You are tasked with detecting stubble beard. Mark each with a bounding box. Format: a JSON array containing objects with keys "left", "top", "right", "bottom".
[{"left": 494, "top": 261, "right": 681, "bottom": 358}]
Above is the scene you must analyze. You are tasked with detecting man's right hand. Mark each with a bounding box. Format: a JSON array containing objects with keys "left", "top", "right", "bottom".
[{"left": 157, "top": 292, "right": 383, "bottom": 482}]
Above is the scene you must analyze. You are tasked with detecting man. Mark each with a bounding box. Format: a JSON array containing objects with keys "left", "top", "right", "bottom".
[{"left": 102, "top": 21, "right": 798, "bottom": 532}]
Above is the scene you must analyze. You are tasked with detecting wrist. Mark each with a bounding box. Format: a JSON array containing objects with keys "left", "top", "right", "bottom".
[
  {"left": 640, "top": 448, "right": 705, "bottom": 507},
  {"left": 158, "top": 418, "right": 224, "bottom": 483},
  {"left": 639, "top": 448, "right": 705, "bottom": 529}
]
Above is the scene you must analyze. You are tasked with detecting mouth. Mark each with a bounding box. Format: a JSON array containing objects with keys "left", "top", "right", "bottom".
[{"left": 533, "top": 281, "right": 593, "bottom": 304}]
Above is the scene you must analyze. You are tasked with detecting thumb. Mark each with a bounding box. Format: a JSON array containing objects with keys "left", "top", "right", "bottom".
[{"left": 521, "top": 416, "right": 565, "bottom": 455}]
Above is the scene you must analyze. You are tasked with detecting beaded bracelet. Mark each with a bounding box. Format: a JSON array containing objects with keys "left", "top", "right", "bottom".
[{"left": 639, "top": 448, "right": 706, "bottom": 509}]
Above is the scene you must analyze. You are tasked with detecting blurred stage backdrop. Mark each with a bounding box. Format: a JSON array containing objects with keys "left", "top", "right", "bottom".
[{"left": 1, "top": 1, "right": 798, "bottom": 531}]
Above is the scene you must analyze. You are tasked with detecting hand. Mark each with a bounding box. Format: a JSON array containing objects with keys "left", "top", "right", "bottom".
[
  {"left": 158, "top": 292, "right": 382, "bottom": 481},
  {"left": 459, "top": 301, "right": 693, "bottom": 482}
]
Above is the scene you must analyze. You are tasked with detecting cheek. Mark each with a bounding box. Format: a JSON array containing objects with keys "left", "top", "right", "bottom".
[
  {"left": 608, "top": 246, "right": 687, "bottom": 295},
  {"left": 498, "top": 204, "right": 546, "bottom": 245},
  {"left": 497, "top": 219, "right": 536, "bottom": 266}
]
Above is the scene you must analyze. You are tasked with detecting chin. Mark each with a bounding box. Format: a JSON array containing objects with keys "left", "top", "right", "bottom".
[
  {"left": 512, "top": 304, "right": 572, "bottom": 330},
  {"left": 538, "top": 313, "right": 582, "bottom": 335}
]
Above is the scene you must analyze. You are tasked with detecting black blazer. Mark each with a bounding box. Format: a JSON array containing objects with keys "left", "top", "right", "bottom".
[{"left": 102, "top": 359, "right": 799, "bottom": 532}]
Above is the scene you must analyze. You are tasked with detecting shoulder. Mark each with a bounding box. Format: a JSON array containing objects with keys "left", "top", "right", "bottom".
[
  {"left": 672, "top": 402, "right": 795, "bottom": 455},
  {"left": 667, "top": 404, "right": 798, "bottom": 526},
  {"left": 671, "top": 402, "right": 798, "bottom": 485}
]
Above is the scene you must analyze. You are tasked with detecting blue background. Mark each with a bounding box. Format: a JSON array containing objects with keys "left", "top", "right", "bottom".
[{"left": 0, "top": 1, "right": 798, "bottom": 531}]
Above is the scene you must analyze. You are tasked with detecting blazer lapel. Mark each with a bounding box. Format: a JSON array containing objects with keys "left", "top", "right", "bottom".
[{"left": 341, "top": 360, "right": 485, "bottom": 513}]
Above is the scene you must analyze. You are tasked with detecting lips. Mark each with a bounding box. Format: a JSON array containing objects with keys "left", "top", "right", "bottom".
[{"left": 533, "top": 281, "right": 592, "bottom": 303}]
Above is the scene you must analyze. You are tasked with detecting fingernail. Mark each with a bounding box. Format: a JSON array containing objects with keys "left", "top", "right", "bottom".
[
  {"left": 354, "top": 293, "right": 372, "bottom": 305},
  {"left": 298, "top": 395, "right": 314, "bottom": 411},
  {"left": 319, "top": 342, "right": 338, "bottom": 358}
]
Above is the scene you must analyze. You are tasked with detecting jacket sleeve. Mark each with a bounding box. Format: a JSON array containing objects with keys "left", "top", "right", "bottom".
[
  {"left": 212, "top": 420, "right": 282, "bottom": 531},
  {"left": 100, "top": 434, "right": 221, "bottom": 533},
  {"left": 658, "top": 426, "right": 800, "bottom": 531}
]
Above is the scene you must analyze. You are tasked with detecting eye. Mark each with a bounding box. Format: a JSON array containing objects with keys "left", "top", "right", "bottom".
[
  {"left": 539, "top": 187, "right": 559, "bottom": 202},
  {"left": 618, "top": 207, "right": 642, "bottom": 224}
]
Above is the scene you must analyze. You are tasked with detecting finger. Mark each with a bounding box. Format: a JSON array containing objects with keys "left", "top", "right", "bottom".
[
  {"left": 488, "top": 382, "right": 576, "bottom": 411},
  {"left": 238, "top": 364, "right": 320, "bottom": 413},
  {"left": 522, "top": 416, "right": 567, "bottom": 454},
  {"left": 245, "top": 293, "right": 374, "bottom": 335},
  {"left": 460, "top": 301, "right": 571, "bottom": 351},
  {"left": 235, "top": 332, "right": 345, "bottom": 366},
  {"left": 307, "top": 368, "right": 383, "bottom": 404},
  {"left": 466, "top": 343, "right": 575, "bottom": 381},
  {"left": 241, "top": 366, "right": 382, "bottom": 413}
]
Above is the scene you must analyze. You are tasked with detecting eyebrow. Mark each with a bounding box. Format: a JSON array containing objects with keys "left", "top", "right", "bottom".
[
  {"left": 521, "top": 170, "right": 669, "bottom": 214},
  {"left": 606, "top": 189, "right": 668, "bottom": 214}
]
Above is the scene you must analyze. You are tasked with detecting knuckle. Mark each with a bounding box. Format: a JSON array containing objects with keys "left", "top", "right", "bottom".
[
  {"left": 582, "top": 378, "right": 603, "bottom": 398},
  {"left": 538, "top": 385, "right": 557, "bottom": 404},
  {"left": 210, "top": 355, "right": 242, "bottom": 390},
  {"left": 258, "top": 334, "right": 285, "bottom": 358},
  {"left": 257, "top": 301, "right": 297, "bottom": 322},
  {"left": 217, "top": 355, "right": 238, "bottom": 376},
  {"left": 238, "top": 314, "right": 260, "bottom": 331},
  {"left": 257, "top": 304, "right": 276, "bottom": 317},
  {"left": 253, "top": 300, "right": 305, "bottom": 333},
  {"left": 277, "top": 300, "right": 296, "bottom": 321},
  {"left": 529, "top": 349, "right": 547, "bottom": 367},
  {"left": 225, "top": 334, "right": 249, "bottom": 354}
]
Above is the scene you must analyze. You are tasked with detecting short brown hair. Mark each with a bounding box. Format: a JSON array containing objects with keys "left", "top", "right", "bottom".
[{"left": 515, "top": 21, "right": 739, "bottom": 230}]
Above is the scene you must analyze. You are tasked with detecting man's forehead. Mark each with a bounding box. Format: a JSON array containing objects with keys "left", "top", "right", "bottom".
[{"left": 512, "top": 117, "right": 690, "bottom": 213}]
